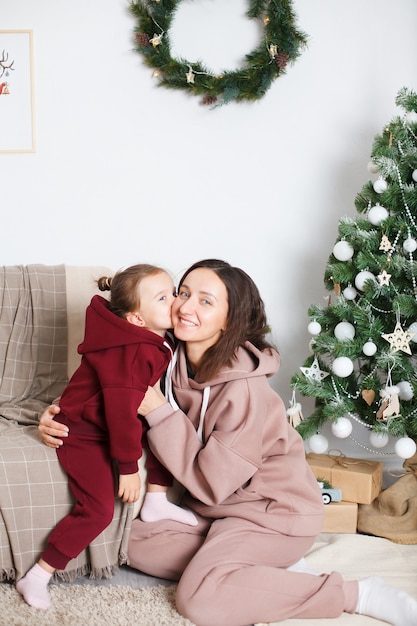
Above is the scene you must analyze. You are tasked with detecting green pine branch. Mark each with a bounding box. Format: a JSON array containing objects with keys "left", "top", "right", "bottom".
[{"left": 292, "top": 88, "right": 417, "bottom": 444}]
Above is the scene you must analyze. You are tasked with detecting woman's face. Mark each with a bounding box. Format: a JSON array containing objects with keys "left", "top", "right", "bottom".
[{"left": 172, "top": 267, "right": 228, "bottom": 359}]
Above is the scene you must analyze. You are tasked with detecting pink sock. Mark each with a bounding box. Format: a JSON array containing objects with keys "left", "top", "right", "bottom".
[
  {"left": 16, "top": 563, "right": 53, "bottom": 610},
  {"left": 140, "top": 491, "right": 198, "bottom": 526}
]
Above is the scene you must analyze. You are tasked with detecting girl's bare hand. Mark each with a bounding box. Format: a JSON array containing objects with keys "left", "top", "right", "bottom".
[{"left": 118, "top": 472, "right": 141, "bottom": 503}]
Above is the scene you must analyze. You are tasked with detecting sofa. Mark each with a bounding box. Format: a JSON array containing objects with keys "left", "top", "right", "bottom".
[{"left": 0, "top": 264, "right": 147, "bottom": 582}]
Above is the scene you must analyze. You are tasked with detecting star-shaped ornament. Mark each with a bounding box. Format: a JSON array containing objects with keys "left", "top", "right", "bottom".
[
  {"left": 379, "top": 235, "right": 393, "bottom": 252},
  {"left": 186, "top": 68, "right": 195, "bottom": 84},
  {"left": 150, "top": 33, "right": 163, "bottom": 47},
  {"left": 382, "top": 322, "right": 415, "bottom": 354},
  {"left": 300, "top": 357, "right": 330, "bottom": 382},
  {"left": 377, "top": 269, "right": 391, "bottom": 286}
]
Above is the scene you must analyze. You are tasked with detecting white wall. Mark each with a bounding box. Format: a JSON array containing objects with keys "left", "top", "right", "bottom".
[{"left": 2, "top": 0, "right": 417, "bottom": 469}]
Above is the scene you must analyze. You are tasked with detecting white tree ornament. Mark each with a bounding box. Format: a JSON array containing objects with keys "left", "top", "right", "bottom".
[{"left": 300, "top": 357, "right": 329, "bottom": 382}]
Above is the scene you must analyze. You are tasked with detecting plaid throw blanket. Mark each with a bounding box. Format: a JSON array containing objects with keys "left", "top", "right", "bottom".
[
  {"left": 0, "top": 265, "right": 132, "bottom": 582},
  {"left": 0, "top": 264, "right": 67, "bottom": 425}
]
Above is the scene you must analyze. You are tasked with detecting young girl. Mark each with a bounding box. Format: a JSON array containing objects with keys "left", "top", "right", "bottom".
[{"left": 17, "top": 263, "right": 196, "bottom": 610}]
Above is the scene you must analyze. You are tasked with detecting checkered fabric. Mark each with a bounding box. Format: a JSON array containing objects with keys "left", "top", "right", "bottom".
[
  {"left": 0, "top": 265, "right": 132, "bottom": 582},
  {"left": 0, "top": 264, "right": 67, "bottom": 425}
]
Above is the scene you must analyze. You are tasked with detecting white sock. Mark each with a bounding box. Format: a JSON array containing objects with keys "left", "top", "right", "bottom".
[
  {"left": 356, "top": 576, "right": 417, "bottom": 626},
  {"left": 16, "top": 563, "right": 53, "bottom": 610},
  {"left": 286, "top": 557, "right": 320, "bottom": 576},
  {"left": 140, "top": 491, "right": 198, "bottom": 526}
]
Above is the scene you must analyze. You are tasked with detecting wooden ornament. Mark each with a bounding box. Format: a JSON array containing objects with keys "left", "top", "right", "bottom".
[
  {"left": 379, "top": 234, "right": 393, "bottom": 252},
  {"left": 362, "top": 389, "right": 376, "bottom": 405},
  {"left": 376, "top": 397, "right": 389, "bottom": 421},
  {"left": 286, "top": 402, "right": 304, "bottom": 428},
  {"left": 376, "top": 388, "right": 401, "bottom": 421},
  {"left": 382, "top": 392, "right": 400, "bottom": 419}
]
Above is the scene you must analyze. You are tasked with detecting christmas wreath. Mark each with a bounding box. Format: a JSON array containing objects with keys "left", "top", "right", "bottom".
[{"left": 131, "top": 0, "right": 308, "bottom": 106}]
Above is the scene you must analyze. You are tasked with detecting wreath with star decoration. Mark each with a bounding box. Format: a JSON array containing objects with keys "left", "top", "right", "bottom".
[{"left": 131, "top": 0, "right": 308, "bottom": 106}]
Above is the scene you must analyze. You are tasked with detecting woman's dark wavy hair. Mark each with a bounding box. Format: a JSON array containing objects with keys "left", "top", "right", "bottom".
[{"left": 178, "top": 259, "right": 278, "bottom": 382}]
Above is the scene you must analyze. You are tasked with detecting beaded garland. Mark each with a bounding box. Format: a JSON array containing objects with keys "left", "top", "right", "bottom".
[{"left": 130, "top": 0, "right": 308, "bottom": 106}]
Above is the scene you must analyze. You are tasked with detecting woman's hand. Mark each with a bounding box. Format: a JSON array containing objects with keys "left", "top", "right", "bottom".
[
  {"left": 138, "top": 381, "right": 167, "bottom": 416},
  {"left": 118, "top": 472, "right": 141, "bottom": 503},
  {"left": 38, "top": 405, "right": 68, "bottom": 448}
]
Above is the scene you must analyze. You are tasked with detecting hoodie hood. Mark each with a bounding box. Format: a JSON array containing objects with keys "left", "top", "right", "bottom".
[
  {"left": 78, "top": 295, "right": 172, "bottom": 355},
  {"left": 165, "top": 342, "right": 280, "bottom": 443},
  {"left": 176, "top": 341, "right": 280, "bottom": 390}
]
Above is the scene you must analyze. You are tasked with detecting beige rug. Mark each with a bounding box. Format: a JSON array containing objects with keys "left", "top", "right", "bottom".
[
  {"left": 0, "top": 583, "right": 194, "bottom": 626},
  {"left": 2, "top": 534, "right": 416, "bottom": 626}
]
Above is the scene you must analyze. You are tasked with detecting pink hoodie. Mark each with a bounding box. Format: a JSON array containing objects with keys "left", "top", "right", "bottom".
[{"left": 145, "top": 342, "right": 324, "bottom": 537}]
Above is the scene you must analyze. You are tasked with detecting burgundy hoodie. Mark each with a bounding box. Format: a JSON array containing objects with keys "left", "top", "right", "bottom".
[{"left": 59, "top": 295, "right": 173, "bottom": 475}]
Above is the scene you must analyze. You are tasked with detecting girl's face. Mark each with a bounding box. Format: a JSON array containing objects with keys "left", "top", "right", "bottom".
[
  {"left": 172, "top": 267, "right": 228, "bottom": 361},
  {"left": 129, "top": 271, "right": 175, "bottom": 337}
]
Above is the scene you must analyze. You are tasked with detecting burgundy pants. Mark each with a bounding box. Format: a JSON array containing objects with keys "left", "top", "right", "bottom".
[
  {"left": 41, "top": 415, "right": 172, "bottom": 571},
  {"left": 41, "top": 430, "right": 115, "bottom": 570}
]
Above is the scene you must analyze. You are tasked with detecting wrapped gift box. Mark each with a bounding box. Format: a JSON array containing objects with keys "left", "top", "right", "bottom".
[
  {"left": 306, "top": 452, "right": 383, "bottom": 504},
  {"left": 322, "top": 501, "right": 358, "bottom": 533}
]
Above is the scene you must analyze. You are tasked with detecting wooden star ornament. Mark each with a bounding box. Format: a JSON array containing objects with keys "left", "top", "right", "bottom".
[
  {"left": 186, "top": 68, "right": 195, "bottom": 84},
  {"left": 382, "top": 322, "right": 415, "bottom": 354},
  {"left": 377, "top": 269, "right": 391, "bottom": 286}
]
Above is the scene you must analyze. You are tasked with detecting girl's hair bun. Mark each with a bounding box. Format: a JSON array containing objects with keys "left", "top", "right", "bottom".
[{"left": 97, "top": 276, "right": 112, "bottom": 291}]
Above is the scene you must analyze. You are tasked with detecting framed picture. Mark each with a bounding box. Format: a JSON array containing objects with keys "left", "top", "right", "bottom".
[{"left": 0, "top": 30, "right": 35, "bottom": 153}]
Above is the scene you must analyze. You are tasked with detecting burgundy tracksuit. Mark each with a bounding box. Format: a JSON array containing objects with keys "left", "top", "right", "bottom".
[{"left": 41, "top": 295, "right": 173, "bottom": 570}]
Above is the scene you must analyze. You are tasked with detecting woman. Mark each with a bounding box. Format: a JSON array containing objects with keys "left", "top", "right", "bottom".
[{"left": 39, "top": 259, "right": 416, "bottom": 626}]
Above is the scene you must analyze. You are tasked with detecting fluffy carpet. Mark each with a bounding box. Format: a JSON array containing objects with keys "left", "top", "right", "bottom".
[
  {"left": 0, "top": 583, "right": 194, "bottom": 626},
  {"left": 2, "top": 534, "right": 416, "bottom": 626}
]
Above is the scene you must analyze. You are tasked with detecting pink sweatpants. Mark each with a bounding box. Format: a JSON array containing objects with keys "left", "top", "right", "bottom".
[{"left": 127, "top": 515, "right": 358, "bottom": 626}]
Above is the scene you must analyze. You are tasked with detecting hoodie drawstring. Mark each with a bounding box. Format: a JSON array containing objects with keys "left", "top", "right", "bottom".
[
  {"left": 164, "top": 347, "right": 210, "bottom": 444},
  {"left": 165, "top": 347, "right": 179, "bottom": 410},
  {"left": 197, "top": 387, "right": 210, "bottom": 443}
]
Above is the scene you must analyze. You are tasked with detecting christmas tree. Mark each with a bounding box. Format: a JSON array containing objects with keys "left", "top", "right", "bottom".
[{"left": 290, "top": 87, "right": 417, "bottom": 461}]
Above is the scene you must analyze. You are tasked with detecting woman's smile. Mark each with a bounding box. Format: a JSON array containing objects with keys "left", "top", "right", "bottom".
[{"left": 177, "top": 316, "right": 198, "bottom": 328}]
